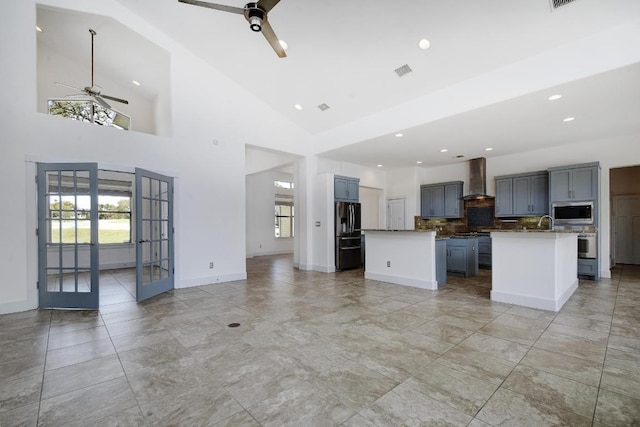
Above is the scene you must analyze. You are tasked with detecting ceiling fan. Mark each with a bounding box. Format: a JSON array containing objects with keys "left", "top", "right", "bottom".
[
  {"left": 178, "top": 0, "right": 287, "bottom": 58},
  {"left": 55, "top": 29, "right": 129, "bottom": 109}
]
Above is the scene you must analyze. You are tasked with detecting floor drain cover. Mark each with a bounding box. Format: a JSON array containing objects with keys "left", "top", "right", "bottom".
[{"left": 228, "top": 323, "right": 241, "bottom": 328}]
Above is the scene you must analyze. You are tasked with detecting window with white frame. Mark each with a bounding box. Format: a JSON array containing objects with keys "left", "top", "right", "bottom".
[{"left": 274, "top": 180, "right": 294, "bottom": 238}]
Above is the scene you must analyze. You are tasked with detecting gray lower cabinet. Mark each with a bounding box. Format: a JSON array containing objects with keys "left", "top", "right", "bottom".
[
  {"left": 578, "top": 258, "right": 597, "bottom": 277},
  {"left": 446, "top": 237, "right": 478, "bottom": 277},
  {"left": 478, "top": 236, "right": 491, "bottom": 269},
  {"left": 495, "top": 171, "right": 548, "bottom": 217},
  {"left": 548, "top": 163, "right": 599, "bottom": 202},
  {"left": 436, "top": 239, "right": 447, "bottom": 285}
]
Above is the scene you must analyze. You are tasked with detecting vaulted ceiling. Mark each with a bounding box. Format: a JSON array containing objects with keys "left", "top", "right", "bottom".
[{"left": 37, "top": 0, "right": 640, "bottom": 169}]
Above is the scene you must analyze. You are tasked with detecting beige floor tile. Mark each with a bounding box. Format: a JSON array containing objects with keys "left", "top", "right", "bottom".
[
  {"left": 477, "top": 387, "right": 592, "bottom": 426},
  {"left": 501, "top": 365, "right": 598, "bottom": 418},
  {"left": 1, "top": 259, "right": 639, "bottom": 426},
  {"left": 594, "top": 389, "right": 640, "bottom": 427}
]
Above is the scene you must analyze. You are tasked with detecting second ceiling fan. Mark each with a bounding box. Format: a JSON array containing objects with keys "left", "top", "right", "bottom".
[{"left": 178, "top": 0, "right": 287, "bottom": 58}]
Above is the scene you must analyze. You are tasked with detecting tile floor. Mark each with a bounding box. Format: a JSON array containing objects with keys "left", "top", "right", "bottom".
[{"left": 1, "top": 256, "right": 639, "bottom": 426}]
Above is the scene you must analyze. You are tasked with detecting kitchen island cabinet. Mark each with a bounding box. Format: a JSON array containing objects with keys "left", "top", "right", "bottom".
[
  {"left": 490, "top": 231, "right": 578, "bottom": 311},
  {"left": 446, "top": 237, "right": 478, "bottom": 277},
  {"left": 363, "top": 230, "right": 439, "bottom": 290}
]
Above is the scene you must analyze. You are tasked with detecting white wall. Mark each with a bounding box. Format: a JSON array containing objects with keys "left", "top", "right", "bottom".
[
  {"left": 0, "top": 0, "right": 312, "bottom": 314},
  {"left": 246, "top": 170, "right": 295, "bottom": 258}
]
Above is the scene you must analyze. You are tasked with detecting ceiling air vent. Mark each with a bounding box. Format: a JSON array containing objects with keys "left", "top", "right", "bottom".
[
  {"left": 550, "top": 0, "right": 578, "bottom": 9},
  {"left": 317, "top": 103, "right": 330, "bottom": 111},
  {"left": 394, "top": 64, "right": 412, "bottom": 77}
]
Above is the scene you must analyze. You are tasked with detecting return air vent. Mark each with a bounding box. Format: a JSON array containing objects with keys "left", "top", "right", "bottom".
[
  {"left": 317, "top": 103, "right": 330, "bottom": 111},
  {"left": 394, "top": 64, "right": 412, "bottom": 77},
  {"left": 550, "top": 0, "right": 578, "bottom": 9}
]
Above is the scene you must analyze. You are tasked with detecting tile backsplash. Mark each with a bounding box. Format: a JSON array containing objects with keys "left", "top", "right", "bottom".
[{"left": 414, "top": 198, "right": 545, "bottom": 233}]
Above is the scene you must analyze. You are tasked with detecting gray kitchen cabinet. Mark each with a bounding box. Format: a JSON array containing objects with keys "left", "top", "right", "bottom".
[
  {"left": 446, "top": 237, "right": 478, "bottom": 277},
  {"left": 421, "top": 181, "right": 463, "bottom": 218},
  {"left": 495, "top": 171, "right": 548, "bottom": 217},
  {"left": 335, "top": 175, "right": 359, "bottom": 202},
  {"left": 435, "top": 239, "right": 447, "bottom": 285},
  {"left": 549, "top": 163, "right": 599, "bottom": 202},
  {"left": 495, "top": 179, "right": 513, "bottom": 216},
  {"left": 578, "top": 258, "right": 597, "bottom": 278},
  {"left": 478, "top": 235, "right": 491, "bottom": 269}
]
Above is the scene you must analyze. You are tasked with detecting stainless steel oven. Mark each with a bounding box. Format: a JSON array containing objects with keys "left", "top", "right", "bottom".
[
  {"left": 578, "top": 232, "right": 597, "bottom": 259},
  {"left": 552, "top": 201, "right": 594, "bottom": 225}
]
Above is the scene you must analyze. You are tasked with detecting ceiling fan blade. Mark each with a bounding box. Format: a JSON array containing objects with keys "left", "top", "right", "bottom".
[
  {"left": 260, "top": 19, "right": 286, "bottom": 58},
  {"left": 178, "top": 0, "right": 244, "bottom": 14},
  {"left": 55, "top": 82, "right": 84, "bottom": 92},
  {"left": 257, "top": 0, "right": 280, "bottom": 13},
  {"left": 93, "top": 96, "right": 112, "bottom": 109},
  {"left": 100, "top": 94, "right": 129, "bottom": 105}
]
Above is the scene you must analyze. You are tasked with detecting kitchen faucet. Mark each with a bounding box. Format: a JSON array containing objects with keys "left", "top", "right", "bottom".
[{"left": 537, "top": 215, "right": 554, "bottom": 230}]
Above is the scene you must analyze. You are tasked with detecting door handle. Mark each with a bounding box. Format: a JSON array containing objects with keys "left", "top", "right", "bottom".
[{"left": 138, "top": 239, "right": 150, "bottom": 243}]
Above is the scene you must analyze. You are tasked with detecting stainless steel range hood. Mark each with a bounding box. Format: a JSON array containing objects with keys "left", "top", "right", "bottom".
[{"left": 463, "top": 157, "right": 494, "bottom": 200}]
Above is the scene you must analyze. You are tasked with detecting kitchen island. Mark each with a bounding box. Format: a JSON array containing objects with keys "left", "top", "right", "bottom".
[
  {"left": 363, "top": 229, "right": 441, "bottom": 290},
  {"left": 490, "top": 230, "right": 578, "bottom": 311}
]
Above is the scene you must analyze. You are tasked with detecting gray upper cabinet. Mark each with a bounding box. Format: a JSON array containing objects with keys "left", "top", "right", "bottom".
[
  {"left": 549, "top": 164, "right": 598, "bottom": 202},
  {"left": 421, "top": 181, "right": 463, "bottom": 218},
  {"left": 495, "top": 171, "right": 548, "bottom": 217},
  {"left": 495, "top": 179, "right": 513, "bottom": 216},
  {"left": 335, "top": 175, "right": 359, "bottom": 202}
]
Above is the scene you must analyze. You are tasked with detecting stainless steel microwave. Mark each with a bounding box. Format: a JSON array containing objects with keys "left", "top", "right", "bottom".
[{"left": 551, "top": 201, "right": 594, "bottom": 225}]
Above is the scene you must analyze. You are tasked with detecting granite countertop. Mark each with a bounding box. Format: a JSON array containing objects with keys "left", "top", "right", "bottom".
[
  {"left": 486, "top": 229, "right": 579, "bottom": 233},
  {"left": 363, "top": 229, "right": 438, "bottom": 232}
]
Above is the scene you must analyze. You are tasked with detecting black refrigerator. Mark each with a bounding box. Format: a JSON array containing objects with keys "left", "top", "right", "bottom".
[{"left": 335, "top": 201, "right": 362, "bottom": 271}]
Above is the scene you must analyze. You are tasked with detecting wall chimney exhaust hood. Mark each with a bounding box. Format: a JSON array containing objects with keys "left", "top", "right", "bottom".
[{"left": 463, "top": 157, "right": 494, "bottom": 200}]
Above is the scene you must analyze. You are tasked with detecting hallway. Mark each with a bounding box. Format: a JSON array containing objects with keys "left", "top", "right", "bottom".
[{"left": 1, "top": 258, "right": 639, "bottom": 426}]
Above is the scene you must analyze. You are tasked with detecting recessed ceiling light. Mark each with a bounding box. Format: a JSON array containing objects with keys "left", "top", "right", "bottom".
[
  {"left": 485, "top": 147, "right": 493, "bottom": 151},
  {"left": 418, "top": 38, "right": 431, "bottom": 50},
  {"left": 395, "top": 133, "right": 403, "bottom": 138},
  {"left": 294, "top": 104, "right": 303, "bottom": 111},
  {"left": 36, "top": 26, "right": 43, "bottom": 32},
  {"left": 279, "top": 40, "right": 288, "bottom": 50},
  {"left": 440, "top": 149, "right": 448, "bottom": 153},
  {"left": 548, "top": 94, "right": 562, "bottom": 101},
  {"left": 132, "top": 80, "right": 141, "bottom": 86},
  {"left": 563, "top": 117, "right": 575, "bottom": 122},
  {"left": 416, "top": 161, "right": 423, "bottom": 164},
  {"left": 377, "top": 164, "right": 383, "bottom": 168}
]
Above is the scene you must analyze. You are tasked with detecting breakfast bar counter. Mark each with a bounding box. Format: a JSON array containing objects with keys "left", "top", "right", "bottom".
[{"left": 490, "top": 230, "right": 578, "bottom": 311}]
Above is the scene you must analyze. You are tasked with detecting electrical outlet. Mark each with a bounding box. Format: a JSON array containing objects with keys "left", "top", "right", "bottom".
[
  {"left": 259, "top": 244, "right": 262, "bottom": 248},
  {"left": 209, "top": 262, "right": 214, "bottom": 269},
  {"left": 387, "top": 261, "right": 391, "bottom": 267}
]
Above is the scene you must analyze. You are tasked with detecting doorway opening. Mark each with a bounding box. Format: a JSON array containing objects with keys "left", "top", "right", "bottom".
[
  {"left": 610, "top": 165, "right": 640, "bottom": 267},
  {"left": 37, "top": 163, "right": 175, "bottom": 309}
]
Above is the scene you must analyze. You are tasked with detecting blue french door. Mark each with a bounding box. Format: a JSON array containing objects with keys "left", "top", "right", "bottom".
[
  {"left": 135, "top": 168, "right": 174, "bottom": 302},
  {"left": 37, "top": 163, "right": 99, "bottom": 309}
]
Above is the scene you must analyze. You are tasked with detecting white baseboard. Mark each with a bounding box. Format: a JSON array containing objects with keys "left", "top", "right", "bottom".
[
  {"left": 100, "top": 262, "right": 136, "bottom": 271},
  {"left": 0, "top": 300, "right": 38, "bottom": 315},
  {"left": 491, "top": 279, "right": 578, "bottom": 311},
  {"left": 364, "top": 272, "right": 437, "bottom": 290},
  {"left": 177, "top": 272, "right": 247, "bottom": 288}
]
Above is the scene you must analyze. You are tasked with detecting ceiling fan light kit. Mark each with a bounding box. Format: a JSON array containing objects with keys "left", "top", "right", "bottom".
[{"left": 178, "top": 0, "right": 287, "bottom": 58}]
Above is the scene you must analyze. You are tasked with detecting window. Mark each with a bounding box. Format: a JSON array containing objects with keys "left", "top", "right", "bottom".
[
  {"left": 47, "top": 174, "right": 133, "bottom": 244},
  {"left": 97, "top": 195, "right": 131, "bottom": 243},
  {"left": 48, "top": 99, "right": 131, "bottom": 130},
  {"left": 275, "top": 203, "right": 294, "bottom": 238},
  {"left": 275, "top": 180, "right": 294, "bottom": 189}
]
